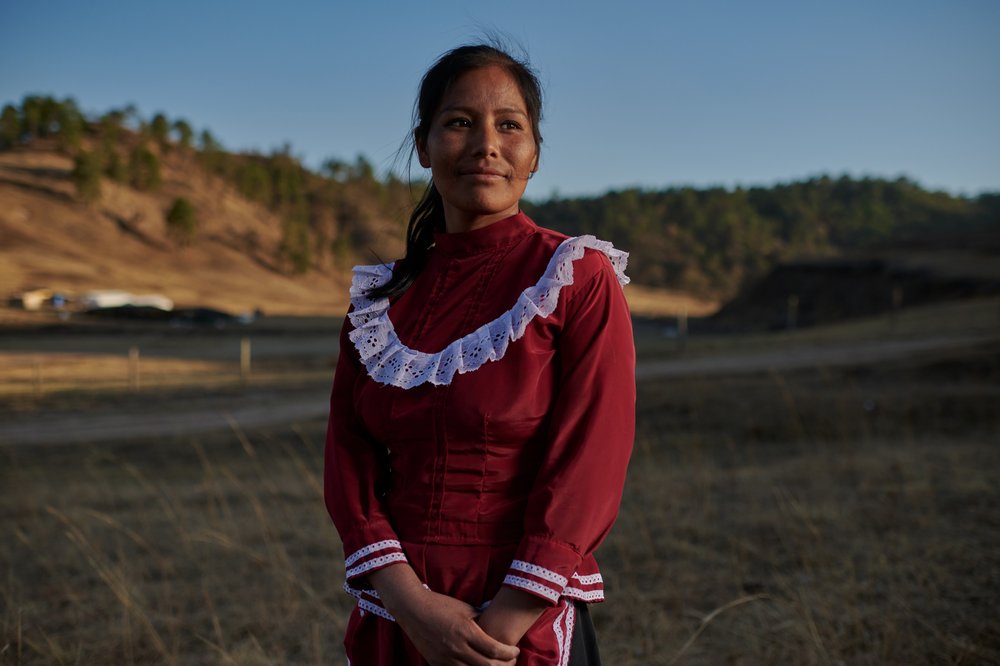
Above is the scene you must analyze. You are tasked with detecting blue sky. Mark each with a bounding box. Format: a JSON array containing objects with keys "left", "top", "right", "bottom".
[{"left": 2, "top": 0, "right": 998, "bottom": 198}]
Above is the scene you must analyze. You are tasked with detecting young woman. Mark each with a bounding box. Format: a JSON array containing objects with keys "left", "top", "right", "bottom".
[{"left": 325, "top": 43, "right": 636, "bottom": 666}]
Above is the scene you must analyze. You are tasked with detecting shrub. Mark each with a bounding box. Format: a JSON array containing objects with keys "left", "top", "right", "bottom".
[{"left": 165, "top": 197, "right": 198, "bottom": 245}]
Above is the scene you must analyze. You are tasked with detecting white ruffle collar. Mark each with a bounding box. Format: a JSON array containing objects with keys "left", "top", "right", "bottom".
[{"left": 348, "top": 235, "right": 629, "bottom": 389}]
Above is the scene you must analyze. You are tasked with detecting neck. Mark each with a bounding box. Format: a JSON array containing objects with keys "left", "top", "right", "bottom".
[{"left": 442, "top": 204, "right": 521, "bottom": 233}]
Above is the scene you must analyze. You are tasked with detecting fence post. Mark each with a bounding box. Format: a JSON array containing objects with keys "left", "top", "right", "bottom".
[
  {"left": 240, "top": 337, "right": 251, "bottom": 385},
  {"left": 677, "top": 309, "right": 688, "bottom": 353},
  {"left": 33, "top": 359, "right": 43, "bottom": 397},
  {"left": 128, "top": 346, "right": 140, "bottom": 391}
]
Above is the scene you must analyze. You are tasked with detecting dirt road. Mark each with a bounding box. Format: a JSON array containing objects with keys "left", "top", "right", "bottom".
[
  {"left": 635, "top": 334, "right": 996, "bottom": 379},
  {"left": 1, "top": 333, "right": 994, "bottom": 446},
  {"left": 0, "top": 389, "right": 329, "bottom": 447}
]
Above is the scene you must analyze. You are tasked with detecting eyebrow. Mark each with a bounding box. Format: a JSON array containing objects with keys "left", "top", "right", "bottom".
[{"left": 439, "top": 104, "right": 528, "bottom": 117}]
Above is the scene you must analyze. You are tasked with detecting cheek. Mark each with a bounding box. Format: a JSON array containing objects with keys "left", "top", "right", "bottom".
[
  {"left": 510, "top": 140, "right": 538, "bottom": 168},
  {"left": 426, "top": 137, "right": 463, "bottom": 171}
]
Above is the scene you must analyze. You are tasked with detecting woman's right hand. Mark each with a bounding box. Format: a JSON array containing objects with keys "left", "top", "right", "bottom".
[{"left": 369, "top": 564, "right": 520, "bottom": 666}]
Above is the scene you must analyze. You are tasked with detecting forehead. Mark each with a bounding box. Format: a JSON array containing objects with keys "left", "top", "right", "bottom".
[{"left": 438, "top": 65, "right": 528, "bottom": 113}]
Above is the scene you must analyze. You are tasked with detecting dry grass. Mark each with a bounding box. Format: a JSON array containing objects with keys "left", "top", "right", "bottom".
[
  {"left": 599, "top": 363, "right": 1000, "bottom": 665},
  {"left": 1, "top": 335, "right": 998, "bottom": 664},
  {"left": 624, "top": 285, "right": 719, "bottom": 319},
  {"left": 1, "top": 423, "right": 350, "bottom": 665},
  {"left": 0, "top": 351, "right": 331, "bottom": 397},
  {"left": 634, "top": 295, "right": 1000, "bottom": 361},
  {"left": 0, "top": 316, "right": 339, "bottom": 399},
  {"left": 0, "top": 352, "right": 232, "bottom": 396}
]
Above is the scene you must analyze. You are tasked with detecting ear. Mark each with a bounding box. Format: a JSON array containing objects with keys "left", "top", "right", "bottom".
[
  {"left": 530, "top": 152, "right": 539, "bottom": 174},
  {"left": 415, "top": 130, "right": 431, "bottom": 168}
]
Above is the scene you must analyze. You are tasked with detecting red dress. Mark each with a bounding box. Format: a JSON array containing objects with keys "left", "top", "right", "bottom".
[{"left": 324, "top": 212, "right": 636, "bottom": 665}]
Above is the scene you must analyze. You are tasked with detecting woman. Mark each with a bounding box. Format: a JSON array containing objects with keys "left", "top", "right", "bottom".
[{"left": 325, "top": 43, "right": 636, "bottom": 665}]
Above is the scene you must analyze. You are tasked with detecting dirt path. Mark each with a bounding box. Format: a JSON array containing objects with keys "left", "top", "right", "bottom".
[
  {"left": 636, "top": 334, "right": 997, "bottom": 380},
  {"left": 2, "top": 334, "right": 995, "bottom": 446},
  {"left": 0, "top": 389, "right": 329, "bottom": 447}
]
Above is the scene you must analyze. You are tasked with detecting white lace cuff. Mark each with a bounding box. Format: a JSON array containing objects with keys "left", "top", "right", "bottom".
[
  {"left": 343, "top": 539, "right": 407, "bottom": 585},
  {"left": 502, "top": 560, "right": 606, "bottom": 604},
  {"left": 347, "top": 235, "right": 629, "bottom": 389}
]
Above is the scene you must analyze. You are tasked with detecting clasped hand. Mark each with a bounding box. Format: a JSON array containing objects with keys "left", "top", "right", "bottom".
[{"left": 370, "top": 565, "right": 520, "bottom": 666}]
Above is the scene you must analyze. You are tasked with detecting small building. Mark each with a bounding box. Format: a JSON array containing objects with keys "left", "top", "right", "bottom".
[
  {"left": 79, "top": 290, "right": 174, "bottom": 311},
  {"left": 129, "top": 294, "right": 174, "bottom": 311},
  {"left": 79, "top": 290, "right": 134, "bottom": 310},
  {"left": 10, "top": 288, "right": 54, "bottom": 310}
]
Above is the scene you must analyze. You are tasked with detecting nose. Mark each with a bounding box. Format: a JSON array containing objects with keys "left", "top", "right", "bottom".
[{"left": 471, "top": 124, "right": 499, "bottom": 158}]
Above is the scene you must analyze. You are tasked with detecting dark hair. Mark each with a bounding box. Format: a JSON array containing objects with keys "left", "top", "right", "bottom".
[{"left": 367, "top": 42, "right": 544, "bottom": 300}]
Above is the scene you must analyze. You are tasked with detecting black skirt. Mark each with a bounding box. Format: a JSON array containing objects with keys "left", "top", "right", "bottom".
[{"left": 568, "top": 602, "right": 602, "bottom": 665}]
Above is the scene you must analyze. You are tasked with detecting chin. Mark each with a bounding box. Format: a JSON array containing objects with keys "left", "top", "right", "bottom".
[{"left": 461, "top": 197, "right": 518, "bottom": 217}]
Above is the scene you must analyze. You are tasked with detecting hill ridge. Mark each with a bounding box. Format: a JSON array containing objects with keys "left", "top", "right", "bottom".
[{"left": 1, "top": 95, "right": 997, "bottom": 318}]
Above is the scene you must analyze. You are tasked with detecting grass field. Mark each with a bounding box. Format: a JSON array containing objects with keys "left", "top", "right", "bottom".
[
  {"left": 0, "top": 313, "right": 340, "bottom": 399},
  {"left": 2, "top": 302, "right": 998, "bottom": 665}
]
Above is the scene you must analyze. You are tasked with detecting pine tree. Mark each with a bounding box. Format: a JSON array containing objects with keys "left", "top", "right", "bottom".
[
  {"left": 150, "top": 113, "right": 170, "bottom": 149},
  {"left": 72, "top": 151, "right": 102, "bottom": 203},
  {"left": 102, "top": 147, "right": 128, "bottom": 182},
  {"left": 198, "top": 129, "right": 225, "bottom": 175},
  {"left": 280, "top": 212, "right": 311, "bottom": 273},
  {"left": 56, "top": 98, "right": 84, "bottom": 152},
  {"left": 129, "top": 145, "right": 161, "bottom": 190},
  {"left": 99, "top": 110, "right": 125, "bottom": 144},
  {"left": 172, "top": 119, "right": 193, "bottom": 149},
  {"left": 0, "top": 104, "right": 20, "bottom": 148}
]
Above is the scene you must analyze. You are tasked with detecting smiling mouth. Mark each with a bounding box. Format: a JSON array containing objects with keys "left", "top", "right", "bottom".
[{"left": 461, "top": 168, "right": 507, "bottom": 179}]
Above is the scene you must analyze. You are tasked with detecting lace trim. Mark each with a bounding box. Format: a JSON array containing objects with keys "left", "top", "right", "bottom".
[
  {"left": 510, "top": 559, "right": 568, "bottom": 587},
  {"left": 553, "top": 601, "right": 575, "bottom": 666},
  {"left": 344, "top": 539, "right": 402, "bottom": 567},
  {"left": 572, "top": 572, "right": 604, "bottom": 586},
  {"left": 344, "top": 552, "right": 408, "bottom": 579},
  {"left": 562, "top": 586, "right": 605, "bottom": 602},
  {"left": 343, "top": 583, "right": 396, "bottom": 621},
  {"left": 348, "top": 235, "right": 629, "bottom": 389},
  {"left": 503, "top": 574, "right": 562, "bottom": 602},
  {"left": 358, "top": 597, "right": 395, "bottom": 621}
]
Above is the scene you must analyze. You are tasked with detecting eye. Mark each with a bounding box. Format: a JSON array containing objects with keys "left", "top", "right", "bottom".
[
  {"left": 444, "top": 116, "right": 471, "bottom": 128},
  {"left": 499, "top": 119, "right": 523, "bottom": 131}
]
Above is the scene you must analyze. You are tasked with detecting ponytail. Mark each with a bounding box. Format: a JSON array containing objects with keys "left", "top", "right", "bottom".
[{"left": 366, "top": 183, "right": 443, "bottom": 300}]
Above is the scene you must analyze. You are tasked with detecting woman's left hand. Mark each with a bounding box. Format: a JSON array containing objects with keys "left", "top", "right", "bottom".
[{"left": 476, "top": 586, "right": 551, "bottom": 646}]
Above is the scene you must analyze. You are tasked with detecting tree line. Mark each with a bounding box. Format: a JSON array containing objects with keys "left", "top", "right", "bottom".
[
  {"left": 525, "top": 179, "right": 998, "bottom": 297},
  {"left": 2, "top": 95, "right": 996, "bottom": 293}
]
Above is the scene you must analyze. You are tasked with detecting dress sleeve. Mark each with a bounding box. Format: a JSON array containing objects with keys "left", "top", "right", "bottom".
[
  {"left": 324, "top": 314, "right": 408, "bottom": 592},
  {"left": 501, "top": 250, "right": 636, "bottom": 605}
]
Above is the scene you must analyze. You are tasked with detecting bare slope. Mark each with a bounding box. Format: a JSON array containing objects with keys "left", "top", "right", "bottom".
[{"left": 0, "top": 143, "right": 351, "bottom": 315}]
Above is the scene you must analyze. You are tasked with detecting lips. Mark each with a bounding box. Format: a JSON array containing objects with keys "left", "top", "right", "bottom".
[{"left": 460, "top": 166, "right": 507, "bottom": 178}]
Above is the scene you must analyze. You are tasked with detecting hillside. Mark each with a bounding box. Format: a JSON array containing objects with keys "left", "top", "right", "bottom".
[
  {"left": 0, "top": 142, "right": 393, "bottom": 316},
  {"left": 707, "top": 254, "right": 1000, "bottom": 332},
  {"left": 0, "top": 142, "right": 715, "bottom": 319},
  {"left": 525, "top": 180, "right": 1000, "bottom": 298},
  {"left": 1, "top": 96, "right": 996, "bottom": 321}
]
